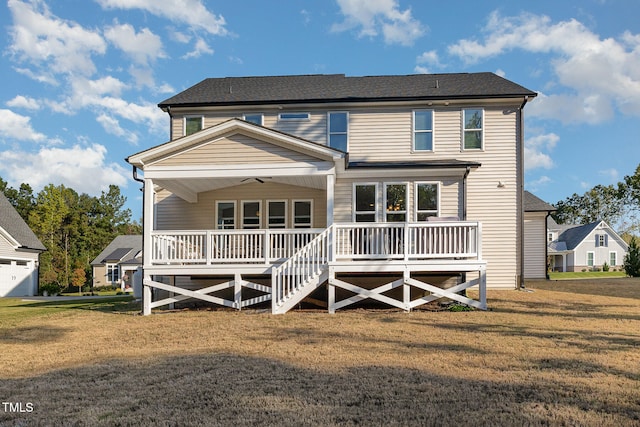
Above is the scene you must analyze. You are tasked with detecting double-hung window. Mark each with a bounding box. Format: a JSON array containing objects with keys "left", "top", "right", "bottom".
[
  {"left": 184, "top": 116, "right": 203, "bottom": 136},
  {"left": 415, "top": 183, "right": 439, "bottom": 220},
  {"left": 216, "top": 201, "right": 236, "bottom": 229},
  {"left": 385, "top": 184, "right": 407, "bottom": 222},
  {"left": 354, "top": 184, "right": 377, "bottom": 222},
  {"left": 587, "top": 252, "right": 595, "bottom": 268},
  {"left": 242, "top": 201, "right": 261, "bottom": 229},
  {"left": 267, "top": 201, "right": 287, "bottom": 228},
  {"left": 463, "top": 109, "right": 483, "bottom": 150},
  {"left": 106, "top": 263, "right": 119, "bottom": 283},
  {"left": 243, "top": 113, "right": 263, "bottom": 125},
  {"left": 328, "top": 112, "right": 348, "bottom": 151},
  {"left": 413, "top": 110, "right": 433, "bottom": 151},
  {"left": 293, "top": 200, "right": 312, "bottom": 228},
  {"left": 610, "top": 251, "right": 617, "bottom": 266}
]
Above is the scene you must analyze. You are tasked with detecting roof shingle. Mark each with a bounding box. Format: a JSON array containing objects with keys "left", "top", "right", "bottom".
[{"left": 0, "top": 191, "right": 46, "bottom": 252}]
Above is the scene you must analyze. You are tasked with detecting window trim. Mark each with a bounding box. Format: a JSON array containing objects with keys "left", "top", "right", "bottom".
[
  {"left": 328, "top": 111, "right": 349, "bottom": 152},
  {"left": 243, "top": 113, "right": 264, "bottom": 126},
  {"left": 462, "top": 108, "right": 484, "bottom": 151},
  {"left": 587, "top": 251, "right": 595, "bottom": 267},
  {"left": 241, "top": 200, "right": 262, "bottom": 229},
  {"left": 412, "top": 109, "right": 434, "bottom": 152},
  {"left": 609, "top": 251, "right": 617, "bottom": 266},
  {"left": 384, "top": 182, "right": 408, "bottom": 223},
  {"left": 278, "top": 112, "right": 310, "bottom": 121},
  {"left": 216, "top": 200, "right": 237, "bottom": 229},
  {"left": 292, "top": 199, "right": 313, "bottom": 228},
  {"left": 415, "top": 182, "right": 440, "bottom": 220},
  {"left": 106, "top": 263, "right": 120, "bottom": 283},
  {"left": 353, "top": 182, "right": 379, "bottom": 222},
  {"left": 184, "top": 115, "right": 204, "bottom": 136},
  {"left": 267, "top": 200, "right": 288, "bottom": 229}
]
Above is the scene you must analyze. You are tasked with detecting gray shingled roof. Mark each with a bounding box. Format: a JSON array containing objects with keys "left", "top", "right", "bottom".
[
  {"left": 524, "top": 191, "right": 555, "bottom": 212},
  {"left": 0, "top": 191, "right": 46, "bottom": 252},
  {"left": 159, "top": 73, "right": 537, "bottom": 108},
  {"left": 91, "top": 235, "right": 142, "bottom": 266}
]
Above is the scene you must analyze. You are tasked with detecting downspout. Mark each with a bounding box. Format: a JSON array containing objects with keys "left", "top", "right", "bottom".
[
  {"left": 518, "top": 96, "right": 530, "bottom": 289},
  {"left": 545, "top": 210, "right": 552, "bottom": 280},
  {"left": 167, "top": 106, "right": 173, "bottom": 140},
  {"left": 462, "top": 166, "right": 471, "bottom": 220},
  {"left": 132, "top": 165, "right": 145, "bottom": 305}
]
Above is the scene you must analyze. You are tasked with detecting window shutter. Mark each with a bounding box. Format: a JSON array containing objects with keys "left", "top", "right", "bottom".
[
  {"left": 595, "top": 234, "right": 599, "bottom": 247},
  {"left": 605, "top": 234, "right": 609, "bottom": 247}
]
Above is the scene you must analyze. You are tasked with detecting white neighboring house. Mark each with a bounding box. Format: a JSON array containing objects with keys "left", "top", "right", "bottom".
[
  {"left": 0, "top": 192, "right": 46, "bottom": 297},
  {"left": 548, "top": 218, "right": 629, "bottom": 272},
  {"left": 523, "top": 191, "right": 555, "bottom": 280}
]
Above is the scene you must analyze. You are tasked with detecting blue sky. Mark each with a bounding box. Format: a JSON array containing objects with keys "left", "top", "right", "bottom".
[{"left": 1, "top": 0, "right": 639, "bottom": 221}]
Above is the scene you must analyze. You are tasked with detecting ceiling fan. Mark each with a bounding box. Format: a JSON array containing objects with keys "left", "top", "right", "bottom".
[{"left": 240, "top": 177, "right": 271, "bottom": 184}]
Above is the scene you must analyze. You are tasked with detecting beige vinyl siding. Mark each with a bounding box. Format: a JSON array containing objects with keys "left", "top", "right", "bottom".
[
  {"left": 0, "top": 234, "right": 16, "bottom": 258},
  {"left": 524, "top": 212, "right": 548, "bottom": 279},
  {"left": 464, "top": 107, "right": 520, "bottom": 288},
  {"left": 155, "top": 182, "right": 327, "bottom": 230},
  {"left": 92, "top": 265, "right": 108, "bottom": 288},
  {"left": 155, "top": 133, "right": 319, "bottom": 167}
]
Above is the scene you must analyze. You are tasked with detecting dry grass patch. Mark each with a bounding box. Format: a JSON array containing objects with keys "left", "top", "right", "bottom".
[{"left": 1, "top": 280, "right": 639, "bottom": 426}]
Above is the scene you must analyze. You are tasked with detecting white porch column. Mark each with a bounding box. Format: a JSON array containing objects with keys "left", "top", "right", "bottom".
[
  {"left": 142, "top": 178, "right": 155, "bottom": 315},
  {"left": 326, "top": 173, "right": 335, "bottom": 226}
]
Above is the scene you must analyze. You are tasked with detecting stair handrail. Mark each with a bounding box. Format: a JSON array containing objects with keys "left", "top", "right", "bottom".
[{"left": 272, "top": 225, "right": 333, "bottom": 310}]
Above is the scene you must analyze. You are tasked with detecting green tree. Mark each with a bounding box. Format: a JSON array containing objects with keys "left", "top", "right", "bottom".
[
  {"left": 624, "top": 237, "right": 640, "bottom": 277},
  {"left": 554, "top": 184, "right": 624, "bottom": 226}
]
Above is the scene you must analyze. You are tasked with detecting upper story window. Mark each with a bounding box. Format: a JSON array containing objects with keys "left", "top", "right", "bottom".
[
  {"left": 293, "top": 200, "right": 312, "bottom": 228},
  {"left": 216, "top": 201, "right": 236, "bottom": 229},
  {"left": 184, "top": 116, "right": 203, "bottom": 136},
  {"left": 415, "top": 183, "right": 439, "bottom": 220},
  {"left": 328, "top": 112, "right": 348, "bottom": 151},
  {"left": 462, "top": 109, "right": 483, "bottom": 150},
  {"left": 279, "top": 112, "right": 310, "bottom": 120},
  {"left": 413, "top": 110, "right": 433, "bottom": 151},
  {"left": 354, "top": 183, "right": 377, "bottom": 222},
  {"left": 243, "top": 113, "right": 264, "bottom": 125}
]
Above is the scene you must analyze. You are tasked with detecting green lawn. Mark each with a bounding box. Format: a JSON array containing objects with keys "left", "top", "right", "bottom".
[{"left": 548, "top": 271, "right": 627, "bottom": 280}]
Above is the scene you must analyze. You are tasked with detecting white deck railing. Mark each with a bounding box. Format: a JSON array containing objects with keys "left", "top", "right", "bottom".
[
  {"left": 149, "top": 222, "right": 481, "bottom": 265},
  {"left": 150, "top": 229, "right": 322, "bottom": 265}
]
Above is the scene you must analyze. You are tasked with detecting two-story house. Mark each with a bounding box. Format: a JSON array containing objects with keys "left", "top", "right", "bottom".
[{"left": 127, "top": 73, "right": 537, "bottom": 314}]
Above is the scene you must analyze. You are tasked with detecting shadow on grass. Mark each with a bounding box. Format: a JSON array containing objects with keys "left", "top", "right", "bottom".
[
  {"left": 526, "top": 278, "right": 640, "bottom": 300},
  {"left": 0, "top": 325, "right": 70, "bottom": 344},
  {"left": 1, "top": 353, "right": 638, "bottom": 426},
  {"left": 16, "top": 297, "right": 140, "bottom": 314}
]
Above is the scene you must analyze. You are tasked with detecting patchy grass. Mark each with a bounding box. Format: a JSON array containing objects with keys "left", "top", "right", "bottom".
[
  {"left": 549, "top": 271, "right": 627, "bottom": 280},
  {"left": 1, "top": 280, "right": 639, "bottom": 426}
]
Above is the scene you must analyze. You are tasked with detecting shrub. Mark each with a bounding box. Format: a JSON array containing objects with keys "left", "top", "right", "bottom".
[
  {"left": 40, "top": 283, "right": 61, "bottom": 296},
  {"left": 624, "top": 237, "right": 640, "bottom": 277},
  {"left": 602, "top": 262, "right": 609, "bottom": 272}
]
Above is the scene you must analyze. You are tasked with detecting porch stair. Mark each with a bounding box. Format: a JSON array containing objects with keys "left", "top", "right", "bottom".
[{"left": 271, "top": 226, "right": 332, "bottom": 314}]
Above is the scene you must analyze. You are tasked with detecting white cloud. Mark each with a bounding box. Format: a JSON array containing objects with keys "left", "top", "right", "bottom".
[
  {"left": 448, "top": 11, "right": 640, "bottom": 123},
  {"left": 598, "top": 168, "right": 619, "bottom": 183},
  {"left": 182, "top": 38, "right": 214, "bottom": 59},
  {"left": 96, "top": 0, "right": 228, "bottom": 36},
  {"left": 104, "top": 22, "right": 166, "bottom": 65},
  {"left": 0, "top": 144, "right": 129, "bottom": 195},
  {"left": 6, "top": 95, "right": 40, "bottom": 110},
  {"left": 96, "top": 114, "right": 139, "bottom": 145},
  {"left": 8, "top": 0, "right": 106, "bottom": 78},
  {"left": 332, "top": 0, "right": 425, "bottom": 46},
  {"left": 526, "top": 175, "right": 552, "bottom": 192},
  {"left": 524, "top": 132, "right": 559, "bottom": 171},
  {"left": 0, "top": 109, "right": 46, "bottom": 142}
]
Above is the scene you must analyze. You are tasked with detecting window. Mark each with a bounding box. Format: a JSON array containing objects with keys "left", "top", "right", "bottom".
[
  {"left": 243, "top": 113, "right": 263, "bottom": 125},
  {"left": 548, "top": 232, "right": 555, "bottom": 243},
  {"left": 413, "top": 110, "right": 433, "bottom": 151},
  {"left": 610, "top": 251, "right": 617, "bottom": 266},
  {"left": 216, "top": 201, "right": 236, "bottom": 229},
  {"left": 328, "top": 112, "right": 348, "bottom": 151},
  {"left": 385, "top": 184, "right": 407, "bottom": 222},
  {"left": 242, "top": 201, "right": 261, "bottom": 229},
  {"left": 595, "top": 234, "right": 608, "bottom": 247},
  {"left": 267, "top": 201, "right": 287, "bottom": 228},
  {"left": 354, "top": 184, "right": 377, "bottom": 222},
  {"left": 184, "top": 116, "right": 203, "bottom": 136},
  {"left": 463, "top": 109, "right": 483, "bottom": 150},
  {"left": 587, "top": 252, "right": 594, "bottom": 267},
  {"left": 279, "top": 112, "right": 310, "bottom": 120},
  {"left": 416, "top": 183, "right": 439, "bottom": 220},
  {"left": 107, "top": 263, "right": 119, "bottom": 283},
  {"left": 293, "top": 200, "right": 312, "bottom": 228}
]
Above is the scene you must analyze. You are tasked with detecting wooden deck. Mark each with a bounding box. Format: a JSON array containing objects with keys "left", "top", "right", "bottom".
[{"left": 141, "top": 222, "right": 486, "bottom": 314}]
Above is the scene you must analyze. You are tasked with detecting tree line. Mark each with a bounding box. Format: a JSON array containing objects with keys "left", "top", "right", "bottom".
[
  {"left": 553, "top": 164, "right": 640, "bottom": 240},
  {"left": 1, "top": 178, "right": 141, "bottom": 290}
]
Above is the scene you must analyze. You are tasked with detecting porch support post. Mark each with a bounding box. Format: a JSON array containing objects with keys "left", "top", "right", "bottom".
[
  {"left": 479, "top": 267, "right": 487, "bottom": 310},
  {"left": 143, "top": 281, "right": 151, "bottom": 315},
  {"left": 234, "top": 272, "right": 242, "bottom": 310},
  {"left": 328, "top": 267, "right": 336, "bottom": 314},
  {"left": 169, "top": 276, "right": 175, "bottom": 310},
  {"left": 326, "top": 173, "right": 335, "bottom": 225},
  {"left": 403, "top": 268, "right": 411, "bottom": 311},
  {"left": 142, "top": 178, "right": 155, "bottom": 316}
]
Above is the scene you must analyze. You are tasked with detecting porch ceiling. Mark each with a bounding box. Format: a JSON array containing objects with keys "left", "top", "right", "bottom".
[{"left": 154, "top": 174, "right": 326, "bottom": 201}]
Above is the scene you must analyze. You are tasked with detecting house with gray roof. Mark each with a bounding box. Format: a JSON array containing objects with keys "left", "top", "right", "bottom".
[
  {"left": 91, "top": 235, "right": 142, "bottom": 289},
  {"left": 547, "top": 218, "right": 628, "bottom": 272},
  {"left": 127, "top": 72, "right": 537, "bottom": 314},
  {"left": 0, "top": 191, "right": 46, "bottom": 297}
]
